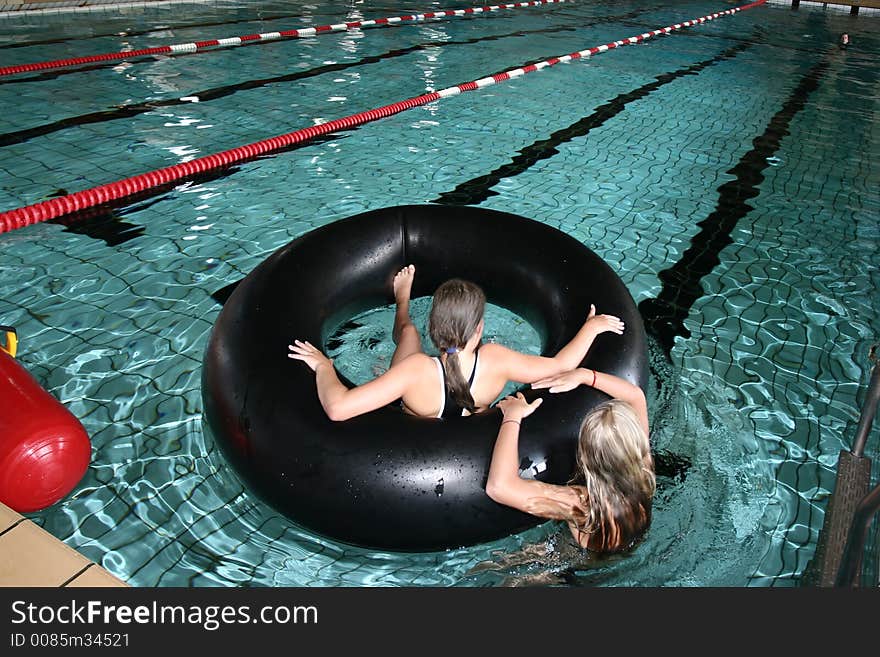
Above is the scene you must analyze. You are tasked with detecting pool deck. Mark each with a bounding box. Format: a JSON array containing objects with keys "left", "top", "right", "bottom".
[
  {"left": 768, "top": 0, "right": 880, "bottom": 11},
  {"left": 793, "top": 0, "right": 880, "bottom": 8},
  {"left": 0, "top": 502, "right": 127, "bottom": 587},
  {"left": 0, "top": 0, "right": 211, "bottom": 14}
]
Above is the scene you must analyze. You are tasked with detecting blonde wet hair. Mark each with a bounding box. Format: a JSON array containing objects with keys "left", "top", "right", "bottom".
[{"left": 527, "top": 399, "right": 655, "bottom": 553}]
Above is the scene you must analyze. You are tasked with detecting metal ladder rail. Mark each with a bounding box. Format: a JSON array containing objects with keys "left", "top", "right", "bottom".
[
  {"left": 836, "top": 486, "right": 880, "bottom": 586},
  {"left": 836, "top": 361, "right": 880, "bottom": 587},
  {"left": 802, "top": 354, "right": 879, "bottom": 587}
]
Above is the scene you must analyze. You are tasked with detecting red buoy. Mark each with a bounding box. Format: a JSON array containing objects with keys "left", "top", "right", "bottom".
[{"left": 0, "top": 327, "right": 91, "bottom": 513}]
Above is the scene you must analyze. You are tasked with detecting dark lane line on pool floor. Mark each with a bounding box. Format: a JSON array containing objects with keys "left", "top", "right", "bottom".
[
  {"left": 637, "top": 57, "right": 829, "bottom": 358},
  {"left": 432, "top": 40, "right": 754, "bottom": 206},
  {"left": 0, "top": 4, "right": 665, "bottom": 148}
]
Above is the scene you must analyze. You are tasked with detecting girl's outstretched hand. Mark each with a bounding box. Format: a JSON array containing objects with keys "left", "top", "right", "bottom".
[
  {"left": 496, "top": 392, "right": 543, "bottom": 421},
  {"left": 583, "top": 304, "right": 625, "bottom": 336},
  {"left": 532, "top": 369, "right": 589, "bottom": 393},
  {"left": 288, "top": 340, "right": 333, "bottom": 372}
]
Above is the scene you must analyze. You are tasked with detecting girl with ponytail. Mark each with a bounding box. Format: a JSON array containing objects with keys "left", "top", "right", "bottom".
[
  {"left": 289, "top": 265, "right": 623, "bottom": 421},
  {"left": 426, "top": 278, "right": 485, "bottom": 417}
]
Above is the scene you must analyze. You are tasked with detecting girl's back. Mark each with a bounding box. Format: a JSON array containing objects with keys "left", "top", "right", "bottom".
[{"left": 290, "top": 268, "right": 624, "bottom": 421}]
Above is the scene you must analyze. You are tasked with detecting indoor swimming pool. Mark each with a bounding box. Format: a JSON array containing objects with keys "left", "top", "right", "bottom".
[{"left": 0, "top": 0, "right": 877, "bottom": 586}]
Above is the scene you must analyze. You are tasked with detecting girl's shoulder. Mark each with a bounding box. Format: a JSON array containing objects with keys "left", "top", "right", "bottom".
[
  {"left": 392, "top": 352, "right": 441, "bottom": 380},
  {"left": 476, "top": 342, "right": 513, "bottom": 361},
  {"left": 471, "top": 342, "right": 514, "bottom": 379},
  {"left": 397, "top": 351, "right": 437, "bottom": 368}
]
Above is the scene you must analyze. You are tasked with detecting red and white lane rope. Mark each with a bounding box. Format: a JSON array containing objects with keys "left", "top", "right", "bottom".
[
  {"left": 0, "top": 1, "right": 569, "bottom": 77},
  {"left": 0, "top": 0, "right": 767, "bottom": 234}
]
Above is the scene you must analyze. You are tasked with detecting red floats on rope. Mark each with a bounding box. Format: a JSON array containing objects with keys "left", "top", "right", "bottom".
[{"left": 0, "top": 328, "right": 90, "bottom": 513}]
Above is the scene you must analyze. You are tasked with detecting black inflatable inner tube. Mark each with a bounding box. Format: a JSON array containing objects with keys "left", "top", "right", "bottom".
[{"left": 202, "top": 205, "right": 648, "bottom": 551}]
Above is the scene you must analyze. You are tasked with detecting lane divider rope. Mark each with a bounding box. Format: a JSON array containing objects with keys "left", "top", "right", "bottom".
[
  {"left": 0, "top": 0, "right": 767, "bottom": 234},
  {"left": 0, "top": 1, "right": 570, "bottom": 77}
]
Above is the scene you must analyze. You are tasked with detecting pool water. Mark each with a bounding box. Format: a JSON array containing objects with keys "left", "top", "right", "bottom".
[{"left": 0, "top": 0, "right": 877, "bottom": 586}]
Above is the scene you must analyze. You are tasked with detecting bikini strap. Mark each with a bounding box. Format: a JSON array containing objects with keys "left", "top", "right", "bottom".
[
  {"left": 434, "top": 357, "right": 447, "bottom": 419},
  {"left": 467, "top": 349, "right": 479, "bottom": 388}
]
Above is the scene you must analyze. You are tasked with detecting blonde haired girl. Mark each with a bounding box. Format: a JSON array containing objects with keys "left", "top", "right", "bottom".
[{"left": 486, "top": 368, "right": 655, "bottom": 553}]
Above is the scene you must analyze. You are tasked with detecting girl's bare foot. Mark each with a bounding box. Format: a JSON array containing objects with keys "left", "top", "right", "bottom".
[
  {"left": 392, "top": 265, "right": 416, "bottom": 345},
  {"left": 393, "top": 264, "right": 415, "bottom": 305}
]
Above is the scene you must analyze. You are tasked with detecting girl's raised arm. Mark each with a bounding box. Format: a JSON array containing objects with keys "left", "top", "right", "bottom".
[
  {"left": 532, "top": 368, "right": 648, "bottom": 436},
  {"left": 487, "top": 305, "right": 624, "bottom": 385},
  {"left": 485, "top": 393, "right": 546, "bottom": 510},
  {"left": 288, "top": 340, "right": 423, "bottom": 421}
]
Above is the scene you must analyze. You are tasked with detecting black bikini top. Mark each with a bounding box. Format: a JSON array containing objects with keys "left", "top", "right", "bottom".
[{"left": 436, "top": 348, "right": 479, "bottom": 419}]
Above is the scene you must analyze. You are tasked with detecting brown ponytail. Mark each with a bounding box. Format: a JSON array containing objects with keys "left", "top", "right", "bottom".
[
  {"left": 428, "top": 279, "right": 486, "bottom": 414},
  {"left": 443, "top": 350, "right": 477, "bottom": 413}
]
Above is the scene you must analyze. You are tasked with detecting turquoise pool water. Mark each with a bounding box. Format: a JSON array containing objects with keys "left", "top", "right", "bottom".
[{"left": 0, "top": 0, "right": 877, "bottom": 586}]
